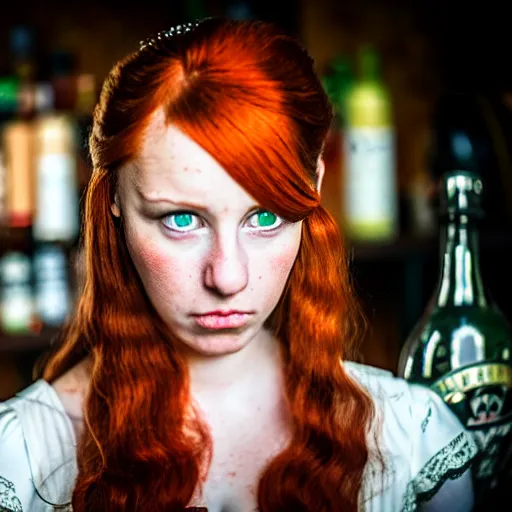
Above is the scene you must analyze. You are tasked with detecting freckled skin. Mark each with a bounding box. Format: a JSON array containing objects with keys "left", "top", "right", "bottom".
[
  {"left": 115, "top": 110, "right": 302, "bottom": 358},
  {"left": 111, "top": 111, "right": 301, "bottom": 509}
]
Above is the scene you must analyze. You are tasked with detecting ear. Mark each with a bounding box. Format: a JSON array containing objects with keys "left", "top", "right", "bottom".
[
  {"left": 315, "top": 157, "right": 325, "bottom": 194},
  {"left": 111, "top": 192, "right": 121, "bottom": 218}
]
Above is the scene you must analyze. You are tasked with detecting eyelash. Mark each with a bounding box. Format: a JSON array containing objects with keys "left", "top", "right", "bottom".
[{"left": 159, "top": 209, "right": 286, "bottom": 235}]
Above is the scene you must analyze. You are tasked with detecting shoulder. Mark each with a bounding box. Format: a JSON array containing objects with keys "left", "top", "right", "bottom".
[
  {"left": 50, "top": 357, "right": 90, "bottom": 440},
  {"left": 344, "top": 361, "right": 479, "bottom": 511},
  {"left": 344, "top": 361, "right": 414, "bottom": 428},
  {"left": 344, "top": 360, "right": 475, "bottom": 442},
  {"left": 0, "top": 380, "right": 76, "bottom": 511}
]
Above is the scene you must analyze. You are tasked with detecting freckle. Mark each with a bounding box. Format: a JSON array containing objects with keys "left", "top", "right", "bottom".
[
  {"left": 258, "top": 276, "right": 262, "bottom": 280},
  {"left": 228, "top": 471, "right": 236, "bottom": 478}
]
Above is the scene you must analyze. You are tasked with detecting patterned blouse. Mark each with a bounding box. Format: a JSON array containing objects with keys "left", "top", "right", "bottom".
[{"left": 0, "top": 362, "right": 478, "bottom": 511}]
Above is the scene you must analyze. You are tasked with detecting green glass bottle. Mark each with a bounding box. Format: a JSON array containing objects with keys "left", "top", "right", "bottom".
[{"left": 398, "top": 170, "right": 512, "bottom": 505}]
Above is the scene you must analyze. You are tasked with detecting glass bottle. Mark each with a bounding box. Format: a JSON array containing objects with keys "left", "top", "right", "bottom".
[
  {"left": 0, "top": 251, "right": 34, "bottom": 334},
  {"left": 342, "top": 45, "right": 398, "bottom": 242},
  {"left": 398, "top": 170, "right": 512, "bottom": 505},
  {"left": 33, "top": 243, "right": 71, "bottom": 327}
]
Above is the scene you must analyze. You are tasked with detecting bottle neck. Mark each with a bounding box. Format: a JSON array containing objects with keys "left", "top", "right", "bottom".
[{"left": 435, "top": 214, "right": 490, "bottom": 308}]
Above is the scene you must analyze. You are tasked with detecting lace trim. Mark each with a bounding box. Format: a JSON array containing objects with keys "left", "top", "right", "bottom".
[
  {"left": 401, "top": 432, "right": 479, "bottom": 512},
  {"left": 0, "top": 476, "right": 23, "bottom": 512}
]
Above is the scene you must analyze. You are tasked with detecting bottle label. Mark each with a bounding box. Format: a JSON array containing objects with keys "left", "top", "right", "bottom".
[
  {"left": 34, "top": 153, "right": 79, "bottom": 241},
  {"left": 343, "top": 127, "right": 398, "bottom": 239},
  {"left": 433, "top": 362, "right": 512, "bottom": 495}
]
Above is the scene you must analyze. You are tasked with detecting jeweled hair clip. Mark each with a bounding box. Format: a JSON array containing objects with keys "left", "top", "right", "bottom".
[{"left": 139, "top": 21, "right": 201, "bottom": 50}]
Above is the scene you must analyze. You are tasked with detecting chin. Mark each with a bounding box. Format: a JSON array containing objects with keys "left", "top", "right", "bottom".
[
  {"left": 178, "top": 331, "right": 253, "bottom": 357},
  {"left": 196, "top": 344, "right": 246, "bottom": 357}
]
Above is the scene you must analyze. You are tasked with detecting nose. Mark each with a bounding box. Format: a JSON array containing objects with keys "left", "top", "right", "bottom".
[{"left": 203, "top": 233, "right": 249, "bottom": 297}]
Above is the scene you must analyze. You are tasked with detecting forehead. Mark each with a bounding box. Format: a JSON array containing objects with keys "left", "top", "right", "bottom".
[{"left": 124, "top": 110, "right": 255, "bottom": 207}]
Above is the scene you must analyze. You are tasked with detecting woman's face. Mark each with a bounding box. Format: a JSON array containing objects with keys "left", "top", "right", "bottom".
[{"left": 113, "top": 111, "right": 302, "bottom": 357}]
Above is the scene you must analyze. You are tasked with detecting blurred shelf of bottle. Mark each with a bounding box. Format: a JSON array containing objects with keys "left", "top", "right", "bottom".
[
  {"left": 0, "top": 25, "right": 93, "bottom": 353},
  {"left": 0, "top": 245, "right": 80, "bottom": 351},
  {"left": 0, "top": 25, "right": 96, "bottom": 235}
]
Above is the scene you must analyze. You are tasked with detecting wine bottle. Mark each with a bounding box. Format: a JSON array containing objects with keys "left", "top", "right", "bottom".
[
  {"left": 398, "top": 169, "right": 512, "bottom": 505},
  {"left": 342, "top": 45, "right": 398, "bottom": 242},
  {"left": 32, "top": 90, "right": 80, "bottom": 244}
]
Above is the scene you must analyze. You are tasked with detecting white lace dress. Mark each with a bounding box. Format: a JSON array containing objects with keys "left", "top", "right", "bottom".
[{"left": 0, "top": 362, "right": 479, "bottom": 511}]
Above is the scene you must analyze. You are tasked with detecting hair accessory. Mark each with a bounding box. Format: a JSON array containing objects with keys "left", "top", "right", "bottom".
[{"left": 139, "top": 21, "right": 201, "bottom": 50}]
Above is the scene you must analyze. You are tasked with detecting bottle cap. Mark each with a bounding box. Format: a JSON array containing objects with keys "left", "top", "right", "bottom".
[{"left": 429, "top": 94, "right": 480, "bottom": 177}]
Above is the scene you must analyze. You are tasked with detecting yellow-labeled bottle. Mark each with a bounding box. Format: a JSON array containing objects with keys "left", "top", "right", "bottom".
[{"left": 343, "top": 45, "right": 398, "bottom": 242}]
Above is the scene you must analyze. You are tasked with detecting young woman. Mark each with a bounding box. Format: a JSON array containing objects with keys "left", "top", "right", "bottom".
[{"left": 0, "top": 17, "right": 477, "bottom": 512}]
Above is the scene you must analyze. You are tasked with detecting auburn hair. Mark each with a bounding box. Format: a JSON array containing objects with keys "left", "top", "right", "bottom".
[{"left": 40, "top": 17, "right": 378, "bottom": 511}]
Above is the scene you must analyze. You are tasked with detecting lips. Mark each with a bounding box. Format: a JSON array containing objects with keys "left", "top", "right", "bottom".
[
  {"left": 192, "top": 311, "right": 252, "bottom": 329},
  {"left": 196, "top": 310, "right": 248, "bottom": 316}
]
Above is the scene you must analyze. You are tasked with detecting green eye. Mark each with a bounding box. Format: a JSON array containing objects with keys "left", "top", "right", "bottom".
[
  {"left": 248, "top": 210, "right": 282, "bottom": 230},
  {"left": 258, "top": 211, "right": 277, "bottom": 227},
  {"left": 163, "top": 213, "right": 198, "bottom": 231},
  {"left": 174, "top": 213, "right": 193, "bottom": 228}
]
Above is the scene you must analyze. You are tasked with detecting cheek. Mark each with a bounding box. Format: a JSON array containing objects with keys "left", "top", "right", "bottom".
[
  {"left": 127, "top": 231, "right": 200, "bottom": 293},
  {"left": 128, "top": 235, "right": 168, "bottom": 277},
  {"left": 257, "top": 238, "right": 301, "bottom": 289},
  {"left": 126, "top": 232, "right": 187, "bottom": 298},
  {"left": 271, "top": 247, "right": 299, "bottom": 274},
  {"left": 274, "top": 227, "right": 302, "bottom": 273}
]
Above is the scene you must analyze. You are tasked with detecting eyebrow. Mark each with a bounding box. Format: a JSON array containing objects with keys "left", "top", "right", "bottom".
[
  {"left": 139, "top": 194, "right": 210, "bottom": 213},
  {"left": 135, "top": 185, "right": 260, "bottom": 213}
]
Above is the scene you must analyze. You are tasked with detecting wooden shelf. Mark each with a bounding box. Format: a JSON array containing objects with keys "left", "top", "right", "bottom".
[{"left": 0, "top": 327, "right": 61, "bottom": 353}]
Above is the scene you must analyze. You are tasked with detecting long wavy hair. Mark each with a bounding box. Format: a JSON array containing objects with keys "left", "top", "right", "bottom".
[{"left": 40, "top": 17, "right": 378, "bottom": 511}]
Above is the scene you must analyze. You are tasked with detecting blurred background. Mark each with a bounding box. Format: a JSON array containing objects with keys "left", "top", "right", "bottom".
[{"left": 1, "top": 0, "right": 512, "bottom": 399}]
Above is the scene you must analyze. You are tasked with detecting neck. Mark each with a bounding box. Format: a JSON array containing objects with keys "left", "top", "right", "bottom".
[
  {"left": 186, "top": 328, "right": 283, "bottom": 404},
  {"left": 435, "top": 214, "right": 490, "bottom": 308}
]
